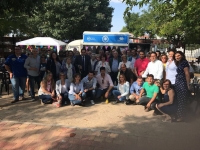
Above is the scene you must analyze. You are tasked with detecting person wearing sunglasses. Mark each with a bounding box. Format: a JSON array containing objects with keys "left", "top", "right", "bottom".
[{"left": 96, "top": 67, "right": 114, "bottom": 104}]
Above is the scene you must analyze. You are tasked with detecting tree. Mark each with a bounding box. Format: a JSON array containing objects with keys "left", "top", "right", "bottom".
[{"left": 26, "top": 0, "right": 114, "bottom": 40}]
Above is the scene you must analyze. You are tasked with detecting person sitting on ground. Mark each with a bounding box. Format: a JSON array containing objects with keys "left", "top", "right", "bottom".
[
  {"left": 156, "top": 79, "right": 177, "bottom": 122},
  {"left": 81, "top": 71, "right": 97, "bottom": 105},
  {"left": 55, "top": 72, "right": 69, "bottom": 107},
  {"left": 68, "top": 73, "right": 85, "bottom": 106},
  {"left": 129, "top": 77, "right": 144, "bottom": 104},
  {"left": 112, "top": 73, "right": 130, "bottom": 104},
  {"left": 96, "top": 67, "right": 114, "bottom": 104},
  {"left": 118, "top": 64, "right": 137, "bottom": 85},
  {"left": 38, "top": 73, "right": 56, "bottom": 105},
  {"left": 138, "top": 74, "right": 160, "bottom": 114}
]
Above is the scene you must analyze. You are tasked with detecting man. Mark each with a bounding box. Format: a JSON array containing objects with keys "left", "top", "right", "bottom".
[
  {"left": 142, "top": 52, "right": 163, "bottom": 80},
  {"left": 4, "top": 46, "right": 27, "bottom": 103},
  {"left": 129, "top": 49, "right": 138, "bottom": 71},
  {"left": 129, "top": 77, "right": 143, "bottom": 104},
  {"left": 91, "top": 53, "right": 97, "bottom": 71},
  {"left": 134, "top": 51, "right": 149, "bottom": 77},
  {"left": 109, "top": 51, "right": 121, "bottom": 85},
  {"left": 24, "top": 48, "right": 40, "bottom": 101},
  {"left": 96, "top": 67, "right": 114, "bottom": 104},
  {"left": 119, "top": 64, "right": 137, "bottom": 85},
  {"left": 126, "top": 49, "right": 132, "bottom": 61},
  {"left": 138, "top": 74, "right": 159, "bottom": 112},
  {"left": 74, "top": 49, "right": 91, "bottom": 78},
  {"left": 81, "top": 71, "right": 97, "bottom": 105}
]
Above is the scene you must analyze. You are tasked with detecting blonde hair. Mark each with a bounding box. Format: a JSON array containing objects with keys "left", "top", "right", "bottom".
[{"left": 41, "top": 72, "right": 55, "bottom": 90}]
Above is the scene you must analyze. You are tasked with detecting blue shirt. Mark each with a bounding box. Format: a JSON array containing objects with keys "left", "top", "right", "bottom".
[
  {"left": 111, "top": 59, "right": 118, "bottom": 72},
  {"left": 130, "top": 81, "right": 143, "bottom": 95},
  {"left": 5, "top": 54, "right": 27, "bottom": 77}
]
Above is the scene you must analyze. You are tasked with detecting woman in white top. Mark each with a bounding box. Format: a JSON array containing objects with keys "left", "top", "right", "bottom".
[
  {"left": 55, "top": 72, "right": 69, "bottom": 107},
  {"left": 118, "top": 55, "right": 132, "bottom": 70},
  {"left": 112, "top": 73, "right": 130, "bottom": 104},
  {"left": 68, "top": 73, "right": 86, "bottom": 106},
  {"left": 95, "top": 54, "right": 111, "bottom": 74},
  {"left": 38, "top": 72, "right": 55, "bottom": 105}
]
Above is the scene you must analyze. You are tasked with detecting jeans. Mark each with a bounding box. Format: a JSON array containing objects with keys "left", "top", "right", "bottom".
[
  {"left": 39, "top": 94, "right": 52, "bottom": 103},
  {"left": 96, "top": 88, "right": 112, "bottom": 99},
  {"left": 60, "top": 92, "right": 68, "bottom": 105},
  {"left": 112, "top": 90, "right": 127, "bottom": 101},
  {"left": 138, "top": 96, "right": 159, "bottom": 110},
  {"left": 29, "top": 75, "right": 40, "bottom": 98},
  {"left": 10, "top": 77, "right": 26, "bottom": 100},
  {"left": 82, "top": 90, "right": 95, "bottom": 100},
  {"left": 68, "top": 93, "right": 86, "bottom": 104}
]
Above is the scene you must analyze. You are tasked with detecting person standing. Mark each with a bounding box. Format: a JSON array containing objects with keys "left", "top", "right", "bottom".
[
  {"left": 91, "top": 53, "right": 97, "bottom": 71},
  {"left": 142, "top": 52, "right": 163, "bottom": 80},
  {"left": 174, "top": 51, "right": 190, "bottom": 122},
  {"left": 95, "top": 54, "right": 111, "bottom": 74},
  {"left": 74, "top": 49, "right": 91, "bottom": 78},
  {"left": 109, "top": 51, "right": 121, "bottom": 85},
  {"left": 24, "top": 48, "right": 40, "bottom": 101},
  {"left": 134, "top": 51, "right": 149, "bottom": 77},
  {"left": 4, "top": 46, "right": 27, "bottom": 103}
]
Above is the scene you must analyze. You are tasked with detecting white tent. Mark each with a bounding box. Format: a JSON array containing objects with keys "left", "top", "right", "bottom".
[
  {"left": 16, "top": 37, "right": 67, "bottom": 53},
  {"left": 66, "top": 39, "right": 83, "bottom": 51}
]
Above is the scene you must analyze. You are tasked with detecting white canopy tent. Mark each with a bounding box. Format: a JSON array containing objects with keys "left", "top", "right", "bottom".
[
  {"left": 16, "top": 37, "right": 67, "bottom": 53},
  {"left": 66, "top": 39, "right": 83, "bottom": 51}
]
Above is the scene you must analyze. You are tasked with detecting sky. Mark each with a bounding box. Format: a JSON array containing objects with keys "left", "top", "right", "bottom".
[{"left": 109, "top": 0, "right": 145, "bottom": 32}]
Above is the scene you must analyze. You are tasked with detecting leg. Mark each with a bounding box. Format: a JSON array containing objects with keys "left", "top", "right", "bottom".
[
  {"left": 95, "top": 89, "right": 103, "bottom": 99},
  {"left": 10, "top": 77, "right": 20, "bottom": 100},
  {"left": 119, "top": 96, "right": 127, "bottom": 102},
  {"left": 39, "top": 95, "right": 52, "bottom": 103},
  {"left": 35, "top": 76, "right": 41, "bottom": 90},
  {"left": 28, "top": 75, "right": 35, "bottom": 98},
  {"left": 112, "top": 90, "right": 121, "bottom": 101},
  {"left": 68, "top": 94, "right": 81, "bottom": 105},
  {"left": 138, "top": 96, "right": 151, "bottom": 106}
]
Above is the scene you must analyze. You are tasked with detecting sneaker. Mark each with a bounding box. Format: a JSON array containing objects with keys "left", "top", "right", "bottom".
[
  {"left": 105, "top": 99, "right": 109, "bottom": 104},
  {"left": 31, "top": 97, "right": 36, "bottom": 101},
  {"left": 112, "top": 100, "right": 119, "bottom": 105},
  {"left": 90, "top": 100, "right": 95, "bottom": 105},
  {"left": 11, "top": 99, "right": 19, "bottom": 103},
  {"left": 19, "top": 96, "right": 25, "bottom": 101},
  {"left": 71, "top": 102, "right": 75, "bottom": 106},
  {"left": 41, "top": 99, "right": 45, "bottom": 106}
]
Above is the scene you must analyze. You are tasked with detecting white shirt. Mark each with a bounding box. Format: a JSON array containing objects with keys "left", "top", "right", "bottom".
[
  {"left": 61, "top": 85, "right": 67, "bottom": 94},
  {"left": 96, "top": 73, "right": 113, "bottom": 90},
  {"left": 118, "top": 61, "right": 132, "bottom": 70},
  {"left": 142, "top": 60, "right": 163, "bottom": 80}
]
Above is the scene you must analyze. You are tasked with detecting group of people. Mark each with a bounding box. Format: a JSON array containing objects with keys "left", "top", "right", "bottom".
[{"left": 3, "top": 45, "right": 192, "bottom": 122}]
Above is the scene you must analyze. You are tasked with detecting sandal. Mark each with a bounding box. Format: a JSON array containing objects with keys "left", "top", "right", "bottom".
[{"left": 162, "top": 118, "right": 172, "bottom": 123}]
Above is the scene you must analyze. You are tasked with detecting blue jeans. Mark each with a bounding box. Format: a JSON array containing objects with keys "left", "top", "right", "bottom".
[
  {"left": 68, "top": 93, "right": 86, "bottom": 104},
  {"left": 96, "top": 88, "right": 112, "bottom": 99},
  {"left": 82, "top": 90, "right": 95, "bottom": 100},
  {"left": 112, "top": 90, "right": 127, "bottom": 101},
  {"left": 39, "top": 94, "right": 52, "bottom": 103},
  {"left": 10, "top": 77, "right": 26, "bottom": 100},
  {"left": 29, "top": 75, "right": 40, "bottom": 98}
]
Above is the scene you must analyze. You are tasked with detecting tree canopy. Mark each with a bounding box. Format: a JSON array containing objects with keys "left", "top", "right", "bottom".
[{"left": 122, "top": 0, "right": 200, "bottom": 44}]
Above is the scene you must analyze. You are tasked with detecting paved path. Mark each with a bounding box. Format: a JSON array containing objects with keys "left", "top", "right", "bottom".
[{"left": 0, "top": 90, "right": 200, "bottom": 149}]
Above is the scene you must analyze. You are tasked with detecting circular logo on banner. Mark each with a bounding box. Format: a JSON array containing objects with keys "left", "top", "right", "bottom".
[
  {"left": 102, "top": 35, "right": 109, "bottom": 43},
  {"left": 87, "top": 37, "right": 92, "bottom": 41}
]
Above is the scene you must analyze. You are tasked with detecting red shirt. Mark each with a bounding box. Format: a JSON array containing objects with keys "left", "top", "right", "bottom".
[{"left": 134, "top": 58, "right": 150, "bottom": 76}]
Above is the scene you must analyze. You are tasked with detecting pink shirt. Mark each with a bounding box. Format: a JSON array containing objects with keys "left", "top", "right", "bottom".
[
  {"left": 134, "top": 58, "right": 149, "bottom": 76},
  {"left": 96, "top": 73, "right": 113, "bottom": 90}
]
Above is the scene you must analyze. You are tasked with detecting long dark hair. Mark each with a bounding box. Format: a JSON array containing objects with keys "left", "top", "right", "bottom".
[
  {"left": 72, "top": 73, "right": 81, "bottom": 84},
  {"left": 174, "top": 51, "right": 186, "bottom": 66},
  {"left": 50, "top": 52, "right": 60, "bottom": 62}
]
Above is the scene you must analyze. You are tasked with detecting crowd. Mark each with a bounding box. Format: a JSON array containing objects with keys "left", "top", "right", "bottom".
[{"left": 3, "top": 45, "right": 194, "bottom": 123}]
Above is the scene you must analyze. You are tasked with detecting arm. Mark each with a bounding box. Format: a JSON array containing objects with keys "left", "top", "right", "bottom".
[
  {"left": 106, "top": 62, "right": 111, "bottom": 73},
  {"left": 69, "top": 84, "right": 76, "bottom": 95},
  {"left": 142, "top": 64, "right": 149, "bottom": 78},
  {"left": 121, "top": 82, "right": 130, "bottom": 97},
  {"left": 55, "top": 81, "right": 61, "bottom": 96},
  {"left": 24, "top": 57, "right": 31, "bottom": 70},
  {"left": 160, "top": 87, "right": 166, "bottom": 94},
  {"left": 134, "top": 67, "right": 138, "bottom": 77},
  {"left": 41, "top": 82, "right": 52, "bottom": 95},
  {"left": 107, "top": 75, "right": 114, "bottom": 93},
  {"left": 184, "top": 67, "right": 190, "bottom": 89},
  {"left": 161, "top": 89, "right": 174, "bottom": 107},
  {"left": 139, "top": 88, "right": 145, "bottom": 98},
  {"left": 156, "top": 61, "right": 164, "bottom": 80}
]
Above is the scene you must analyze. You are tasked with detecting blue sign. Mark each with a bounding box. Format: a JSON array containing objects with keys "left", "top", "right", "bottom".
[{"left": 83, "top": 33, "right": 129, "bottom": 45}]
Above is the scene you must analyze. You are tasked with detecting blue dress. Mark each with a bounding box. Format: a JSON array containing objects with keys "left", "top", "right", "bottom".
[
  {"left": 174, "top": 60, "right": 189, "bottom": 119},
  {"left": 159, "top": 90, "right": 177, "bottom": 115}
]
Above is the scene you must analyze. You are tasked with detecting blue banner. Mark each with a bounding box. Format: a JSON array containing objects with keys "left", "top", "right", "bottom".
[{"left": 83, "top": 33, "right": 129, "bottom": 45}]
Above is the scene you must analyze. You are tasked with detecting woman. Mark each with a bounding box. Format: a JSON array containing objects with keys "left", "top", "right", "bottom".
[
  {"left": 160, "top": 54, "right": 168, "bottom": 80},
  {"left": 55, "top": 72, "right": 69, "bottom": 107},
  {"left": 156, "top": 80, "right": 177, "bottom": 122},
  {"left": 112, "top": 74, "right": 130, "bottom": 104},
  {"left": 38, "top": 73, "right": 55, "bottom": 105},
  {"left": 95, "top": 54, "right": 111, "bottom": 74},
  {"left": 166, "top": 50, "right": 177, "bottom": 85},
  {"left": 60, "top": 57, "right": 75, "bottom": 86},
  {"left": 46, "top": 52, "right": 61, "bottom": 81},
  {"left": 174, "top": 51, "right": 190, "bottom": 122},
  {"left": 39, "top": 54, "right": 47, "bottom": 80},
  {"left": 68, "top": 73, "right": 85, "bottom": 106},
  {"left": 118, "top": 55, "right": 132, "bottom": 70}
]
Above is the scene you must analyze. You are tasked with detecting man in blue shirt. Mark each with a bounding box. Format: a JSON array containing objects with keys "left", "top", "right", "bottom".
[
  {"left": 128, "top": 77, "right": 143, "bottom": 104},
  {"left": 5, "top": 46, "right": 27, "bottom": 103}
]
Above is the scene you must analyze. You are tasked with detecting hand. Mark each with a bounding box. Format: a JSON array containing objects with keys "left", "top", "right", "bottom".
[
  {"left": 146, "top": 102, "right": 151, "bottom": 108},
  {"left": 51, "top": 93, "right": 55, "bottom": 97},
  {"left": 105, "top": 91, "right": 109, "bottom": 98},
  {"left": 117, "top": 95, "right": 121, "bottom": 99},
  {"left": 135, "top": 95, "right": 139, "bottom": 100},
  {"left": 9, "top": 73, "right": 13, "bottom": 79},
  {"left": 77, "top": 95, "right": 81, "bottom": 100},
  {"left": 58, "top": 95, "right": 62, "bottom": 100},
  {"left": 139, "top": 71, "right": 144, "bottom": 76},
  {"left": 84, "top": 89, "right": 88, "bottom": 92}
]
